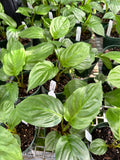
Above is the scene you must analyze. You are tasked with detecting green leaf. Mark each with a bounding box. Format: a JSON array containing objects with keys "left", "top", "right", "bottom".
[
  {"left": 19, "top": 26, "right": 45, "bottom": 39},
  {"left": 0, "top": 82, "right": 18, "bottom": 103},
  {"left": 0, "top": 67, "right": 9, "bottom": 81},
  {"left": 45, "top": 131, "right": 61, "bottom": 151},
  {"left": 3, "top": 41, "right": 25, "bottom": 76},
  {"left": 59, "top": 42, "right": 90, "bottom": 68},
  {"left": 115, "top": 15, "right": 120, "bottom": 35},
  {"left": 67, "top": 15, "right": 76, "bottom": 31},
  {"left": 70, "top": 127, "right": 85, "bottom": 139},
  {"left": 107, "top": 65, "right": 120, "bottom": 88},
  {"left": 0, "top": 126, "right": 22, "bottom": 160},
  {"left": 106, "top": 108, "right": 120, "bottom": 140},
  {"left": 0, "top": 13, "right": 17, "bottom": 28},
  {"left": 0, "top": 100, "right": 14, "bottom": 123},
  {"left": 50, "top": 16, "right": 70, "bottom": 39},
  {"left": 28, "top": 61, "right": 58, "bottom": 91},
  {"left": 55, "top": 134, "right": 90, "bottom": 160},
  {"left": 102, "top": 51, "right": 120, "bottom": 64},
  {"left": 34, "top": 4, "right": 51, "bottom": 15},
  {"left": 64, "top": 79, "right": 87, "bottom": 98},
  {"left": 109, "top": 1, "right": 120, "bottom": 14},
  {"left": 27, "top": 0, "right": 36, "bottom": 5},
  {"left": 98, "top": 54, "right": 112, "bottom": 70},
  {"left": 103, "top": 12, "right": 115, "bottom": 20},
  {"left": 60, "top": 0, "right": 80, "bottom": 4},
  {"left": 24, "top": 42, "right": 54, "bottom": 70},
  {"left": 89, "top": 138, "right": 107, "bottom": 155},
  {"left": 0, "top": 2, "right": 4, "bottom": 13},
  {"left": 16, "top": 7, "right": 32, "bottom": 17},
  {"left": 105, "top": 89, "right": 120, "bottom": 107},
  {"left": 6, "top": 26, "right": 20, "bottom": 40},
  {"left": 90, "top": 2, "right": 104, "bottom": 13},
  {"left": 64, "top": 82, "right": 103, "bottom": 129},
  {"left": 71, "top": 7, "right": 86, "bottom": 23},
  {"left": 16, "top": 94, "right": 63, "bottom": 127}
]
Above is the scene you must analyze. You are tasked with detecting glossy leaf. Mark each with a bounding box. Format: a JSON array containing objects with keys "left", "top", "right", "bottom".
[
  {"left": 0, "top": 13, "right": 17, "bottom": 28},
  {"left": 55, "top": 134, "right": 90, "bottom": 160},
  {"left": 16, "top": 7, "right": 32, "bottom": 17},
  {"left": 34, "top": 5, "right": 50, "bottom": 15},
  {"left": 89, "top": 138, "right": 107, "bottom": 155},
  {"left": 0, "top": 2, "right": 4, "bottom": 13},
  {"left": 16, "top": 94, "right": 63, "bottom": 127},
  {"left": 25, "top": 42, "right": 54, "bottom": 70},
  {"left": 106, "top": 108, "right": 120, "bottom": 140},
  {"left": 115, "top": 15, "right": 120, "bottom": 35},
  {"left": 27, "top": 0, "right": 36, "bottom": 5},
  {"left": 64, "top": 79, "right": 87, "bottom": 98},
  {"left": 103, "top": 12, "right": 115, "bottom": 20},
  {"left": 90, "top": 2, "right": 104, "bottom": 13},
  {"left": 0, "top": 126, "right": 22, "bottom": 160},
  {"left": 59, "top": 42, "right": 90, "bottom": 68},
  {"left": 107, "top": 65, "right": 120, "bottom": 88},
  {"left": 0, "top": 67, "right": 9, "bottom": 81},
  {"left": 109, "top": 1, "right": 120, "bottom": 14},
  {"left": 102, "top": 51, "right": 120, "bottom": 63},
  {"left": 50, "top": 16, "right": 70, "bottom": 39},
  {"left": 105, "top": 89, "right": 120, "bottom": 107},
  {"left": 64, "top": 82, "right": 103, "bottom": 129},
  {"left": 28, "top": 61, "right": 58, "bottom": 91},
  {"left": 45, "top": 131, "right": 61, "bottom": 151},
  {"left": 19, "top": 26, "right": 45, "bottom": 39},
  {"left": 3, "top": 41, "right": 25, "bottom": 76}
]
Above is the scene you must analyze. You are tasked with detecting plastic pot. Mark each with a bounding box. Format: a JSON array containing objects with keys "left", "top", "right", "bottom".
[{"left": 0, "top": 39, "right": 7, "bottom": 48}]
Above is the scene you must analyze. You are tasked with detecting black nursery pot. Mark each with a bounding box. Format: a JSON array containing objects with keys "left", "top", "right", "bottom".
[{"left": 102, "top": 45, "right": 120, "bottom": 75}]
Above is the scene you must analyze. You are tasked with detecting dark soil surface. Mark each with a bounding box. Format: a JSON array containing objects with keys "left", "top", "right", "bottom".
[
  {"left": 43, "top": 74, "right": 71, "bottom": 93},
  {"left": 104, "top": 47, "right": 120, "bottom": 53},
  {"left": 16, "top": 122, "right": 35, "bottom": 152},
  {"left": 91, "top": 126, "right": 120, "bottom": 160},
  {"left": 46, "top": 53, "right": 57, "bottom": 62},
  {"left": 81, "top": 30, "right": 91, "bottom": 41},
  {"left": 19, "top": 38, "right": 31, "bottom": 46}
]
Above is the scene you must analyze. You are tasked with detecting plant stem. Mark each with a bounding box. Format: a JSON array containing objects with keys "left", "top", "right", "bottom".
[
  {"left": 63, "top": 123, "right": 70, "bottom": 132},
  {"left": 16, "top": 75, "right": 22, "bottom": 87},
  {"left": 55, "top": 68, "right": 68, "bottom": 82},
  {"left": 21, "top": 71, "right": 24, "bottom": 87}
]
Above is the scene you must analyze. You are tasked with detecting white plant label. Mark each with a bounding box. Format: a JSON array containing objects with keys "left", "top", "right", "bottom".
[
  {"left": 27, "top": 2, "right": 33, "bottom": 9},
  {"left": 106, "top": 20, "right": 113, "bottom": 37},
  {"left": 59, "top": 36, "right": 65, "bottom": 42},
  {"left": 85, "top": 0, "right": 88, "bottom": 4},
  {"left": 76, "top": 26, "right": 81, "bottom": 41},
  {"left": 49, "top": 12, "right": 54, "bottom": 19},
  {"left": 22, "top": 120, "right": 28, "bottom": 125},
  {"left": 103, "top": 4, "right": 106, "bottom": 11},
  {"left": 22, "top": 21, "right": 27, "bottom": 29},
  {"left": 85, "top": 130, "right": 92, "bottom": 142},
  {"left": 76, "top": 20, "right": 80, "bottom": 24},
  {"left": 48, "top": 80, "right": 56, "bottom": 98}
]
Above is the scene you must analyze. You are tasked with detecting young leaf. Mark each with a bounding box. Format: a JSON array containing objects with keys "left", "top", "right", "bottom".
[
  {"left": 90, "top": 2, "right": 104, "bottom": 13},
  {"left": 3, "top": 41, "right": 25, "bottom": 76},
  {"left": 28, "top": 61, "right": 58, "bottom": 91},
  {"left": 0, "top": 126, "right": 22, "bottom": 160},
  {"left": 55, "top": 134, "right": 90, "bottom": 160},
  {"left": 89, "top": 138, "right": 107, "bottom": 155},
  {"left": 107, "top": 65, "right": 120, "bottom": 88},
  {"left": 34, "top": 5, "right": 51, "bottom": 15},
  {"left": 102, "top": 51, "right": 120, "bottom": 63},
  {"left": 59, "top": 42, "right": 90, "bottom": 68},
  {"left": 19, "top": 26, "right": 45, "bottom": 39},
  {"left": 105, "top": 89, "right": 120, "bottom": 107},
  {"left": 16, "top": 94, "right": 63, "bottom": 127},
  {"left": 0, "top": 67, "right": 9, "bottom": 81},
  {"left": 50, "top": 16, "right": 70, "bottom": 39},
  {"left": 64, "top": 79, "right": 87, "bottom": 98},
  {"left": 16, "top": 7, "right": 32, "bottom": 17},
  {"left": 45, "top": 131, "right": 61, "bottom": 151},
  {"left": 64, "top": 82, "right": 103, "bottom": 129},
  {"left": 106, "top": 108, "right": 120, "bottom": 140}
]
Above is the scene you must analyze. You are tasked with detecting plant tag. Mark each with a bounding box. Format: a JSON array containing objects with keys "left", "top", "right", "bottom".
[
  {"left": 106, "top": 20, "right": 113, "bottom": 37},
  {"left": 48, "top": 90, "right": 56, "bottom": 98},
  {"left": 76, "top": 20, "right": 80, "bottom": 24},
  {"left": 85, "top": 130, "right": 92, "bottom": 142},
  {"left": 22, "top": 120, "right": 28, "bottom": 125},
  {"left": 76, "top": 26, "right": 81, "bottom": 41},
  {"left": 59, "top": 36, "right": 65, "bottom": 42},
  {"left": 22, "top": 21, "right": 27, "bottom": 29},
  {"left": 27, "top": 2, "right": 33, "bottom": 9},
  {"left": 85, "top": 0, "right": 88, "bottom": 4},
  {"left": 103, "top": 4, "right": 106, "bottom": 10},
  {"left": 49, "top": 80, "right": 56, "bottom": 92},
  {"left": 49, "top": 12, "right": 54, "bottom": 19}
]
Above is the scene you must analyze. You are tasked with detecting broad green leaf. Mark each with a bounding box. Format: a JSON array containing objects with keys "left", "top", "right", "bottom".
[
  {"left": 3, "top": 41, "right": 25, "bottom": 76},
  {"left": 105, "top": 89, "right": 120, "bottom": 107},
  {"left": 0, "top": 100, "right": 14, "bottom": 123},
  {"left": 70, "top": 127, "right": 85, "bottom": 139},
  {"left": 0, "top": 2, "right": 4, "bottom": 13},
  {"left": 90, "top": 2, "right": 104, "bottom": 13},
  {"left": 0, "top": 126, "right": 22, "bottom": 160},
  {"left": 60, "top": 38, "right": 73, "bottom": 48},
  {"left": 64, "top": 79, "right": 87, "bottom": 98},
  {"left": 59, "top": 42, "right": 90, "bottom": 68},
  {"left": 67, "top": 15, "right": 76, "bottom": 31},
  {"left": 64, "top": 82, "right": 103, "bottom": 129},
  {"left": 106, "top": 108, "right": 120, "bottom": 140},
  {"left": 34, "top": 5, "right": 51, "bottom": 15},
  {"left": 16, "top": 7, "right": 32, "bottom": 17},
  {"left": 28, "top": 61, "right": 58, "bottom": 91},
  {"left": 0, "top": 82, "right": 18, "bottom": 103},
  {"left": 16, "top": 94, "right": 63, "bottom": 127},
  {"left": 98, "top": 54, "right": 112, "bottom": 70},
  {"left": 55, "top": 134, "right": 90, "bottom": 160},
  {"left": 0, "top": 13, "right": 17, "bottom": 28},
  {"left": 6, "top": 26, "right": 20, "bottom": 40},
  {"left": 115, "top": 15, "right": 120, "bottom": 35},
  {"left": 109, "top": 1, "right": 120, "bottom": 14},
  {"left": 89, "top": 139, "right": 107, "bottom": 155},
  {"left": 79, "top": 4, "right": 92, "bottom": 14},
  {"left": 60, "top": 0, "right": 80, "bottom": 4},
  {"left": 24, "top": 42, "right": 54, "bottom": 70},
  {"left": 19, "top": 26, "right": 45, "bottom": 39},
  {"left": 50, "top": 16, "right": 70, "bottom": 39},
  {"left": 71, "top": 7, "right": 86, "bottom": 23},
  {"left": 27, "top": 0, "right": 36, "bottom": 5},
  {"left": 102, "top": 51, "right": 120, "bottom": 64},
  {"left": 107, "top": 65, "right": 120, "bottom": 88},
  {"left": 87, "top": 17, "right": 104, "bottom": 36},
  {"left": 0, "top": 67, "right": 9, "bottom": 81},
  {"left": 45, "top": 131, "right": 61, "bottom": 151},
  {"left": 103, "top": 12, "right": 115, "bottom": 20}
]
